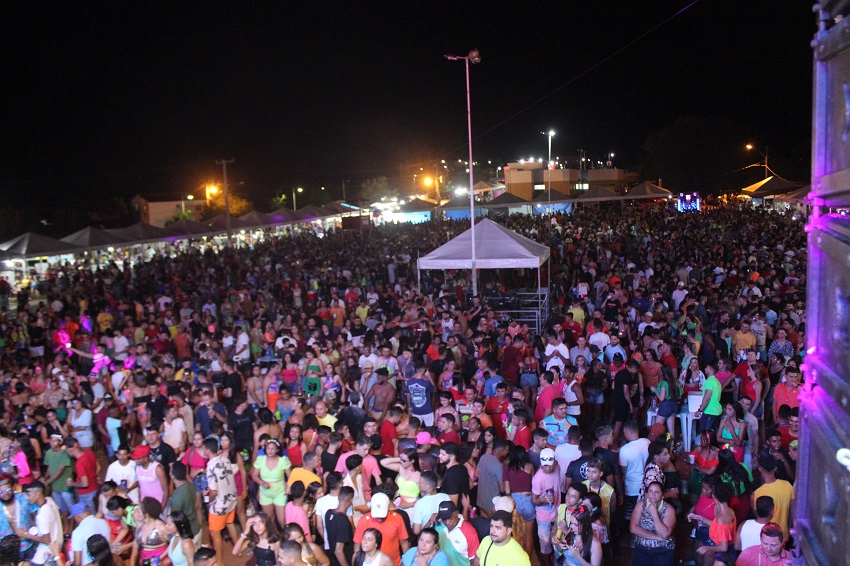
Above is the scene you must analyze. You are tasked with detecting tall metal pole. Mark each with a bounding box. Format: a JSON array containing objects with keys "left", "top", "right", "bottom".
[
  {"left": 547, "top": 132, "right": 553, "bottom": 215},
  {"left": 464, "top": 56, "right": 477, "bottom": 297},
  {"left": 216, "top": 158, "right": 234, "bottom": 248}
]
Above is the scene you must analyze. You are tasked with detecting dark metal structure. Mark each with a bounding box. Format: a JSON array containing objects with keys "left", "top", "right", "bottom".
[{"left": 798, "top": 4, "right": 850, "bottom": 564}]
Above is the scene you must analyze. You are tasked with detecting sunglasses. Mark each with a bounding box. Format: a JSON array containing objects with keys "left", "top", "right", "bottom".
[{"left": 541, "top": 458, "right": 555, "bottom": 463}]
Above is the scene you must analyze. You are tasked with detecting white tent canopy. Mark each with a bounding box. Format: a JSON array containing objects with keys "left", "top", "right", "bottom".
[{"left": 418, "top": 218, "right": 549, "bottom": 270}]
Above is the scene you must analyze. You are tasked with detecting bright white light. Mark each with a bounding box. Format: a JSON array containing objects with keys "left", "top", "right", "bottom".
[
  {"left": 538, "top": 158, "right": 543, "bottom": 163},
  {"left": 107, "top": 247, "right": 114, "bottom": 252},
  {"left": 3, "top": 260, "right": 13, "bottom": 267},
  {"left": 487, "top": 160, "right": 491, "bottom": 164},
  {"left": 549, "top": 130, "right": 555, "bottom": 136},
  {"left": 240, "top": 230, "right": 246, "bottom": 234},
  {"left": 441, "top": 160, "right": 446, "bottom": 164},
  {"left": 455, "top": 188, "right": 468, "bottom": 195},
  {"left": 519, "top": 159, "right": 525, "bottom": 164},
  {"left": 465, "top": 168, "right": 470, "bottom": 173}
]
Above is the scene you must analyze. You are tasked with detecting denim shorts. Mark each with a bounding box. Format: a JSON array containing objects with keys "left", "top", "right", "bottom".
[
  {"left": 512, "top": 492, "right": 536, "bottom": 521},
  {"left": 53, "top": 490, "right": 75, "bottom": 515},
  {"left": 520, "top": 372, "right": 539, "bottom": 388},
  {"left": 586, "top": 388, "right": 605, "bottom": 404},
  {"left": 193, "top": 473, "right": 209, "bottom": 493}
]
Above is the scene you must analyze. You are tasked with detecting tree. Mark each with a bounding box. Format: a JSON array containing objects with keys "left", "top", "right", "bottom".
[
  {"left": 270, "top": 193, "right": 288, "bottom": 209},
  {"left": 199, "top": 191, "right": 253, "bottom": 221},
  {"left": 359, "top": 176, "right": 398, "bottom": 204}
]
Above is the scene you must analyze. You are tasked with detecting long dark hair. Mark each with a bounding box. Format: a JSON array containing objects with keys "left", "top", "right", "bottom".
[
  {"left": 221, "top": 431, "right": 239, "bottom": 464},
  {"left": 566, "top": 506, "right": 594, "bottom": 562},
  {"left": 714, "top": 449, "right": 751, "bottom": 494},
  {"left": 353, "top": 528, "right": 383, "bottom": 566},
  {"left": 248, "top": 512, "right": 281, "bottom": 545},
  {"left": 400, "top": 447, "right": 421, "bottom": 472},
  {"left": 507, "top": 444, "right": 530, "bottom": 472},
  {"left": 170, "top": 511, "right": 194, "bottom": 540},
  {"left": 87, "top": 534, "right": 115, "bottom": 566},
  {"left": 659, "top": 366, "right": 679, "bottom": 401},
  {"left": 15, "top": 433, "right": 38, "bottom": 474}
]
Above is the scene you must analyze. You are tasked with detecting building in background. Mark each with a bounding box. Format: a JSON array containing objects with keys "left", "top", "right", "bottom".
[
  {"left": 132, "top": 194, "right": 206, "bottom": 227},
  {"left": 503, "top": 161, "right": 628, "bottom": 200}
]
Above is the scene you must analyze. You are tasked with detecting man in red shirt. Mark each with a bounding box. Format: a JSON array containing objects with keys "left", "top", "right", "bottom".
[
  {"left": 65, "top": 437, "right": 98, "bottom": 510},
  {"left": 772, "top": 367, "right": 801, "bottom": 422},
  {"left": 380, "top": 407, "right": 403, "bottom": 456},
  {"left": 509, "top": 409, "right": 532, "bottom": 449},
  {"left": 436, "top": 414, "right": 462, "bottom": 446},
  {"left": 499, "top": 335, "right": 524, "bottom": 385},
  {"left": 485, "top": 382, "right": 511, "bottom": 439},
  {"left": 535, "top": 371, "right": 560, "bottom": 424},
  {"left": 353, "top": 493, "right": 410, "bottom": 566}
]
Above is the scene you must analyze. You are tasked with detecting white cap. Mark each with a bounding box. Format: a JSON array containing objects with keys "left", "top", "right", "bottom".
[
  {"left": 370, "top": 493, "right": 389, "bottom": 518},
  {"left": 540, "top": 448, "right": 556, "bottom": 463}
]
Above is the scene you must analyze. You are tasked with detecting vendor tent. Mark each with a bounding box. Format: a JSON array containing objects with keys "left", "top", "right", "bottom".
[
  {"left": 437, "top": 195, "right": 487, "bottom": 220},
  {"left": 61, "top": 227, "right": 133, "bottom": 250},
  {"left": 622, "top": 182, "right": 673, "bottom": 200},
  {"left": 484, "top": 192, "right": 532, "bottom": 217},
  {"left": 295, "top": 204, "right": 331, "bottom": 221},
  {"left": 741, "top": 176, "right": 800, "bottom": 197},
  {"left": 418, "top": 218, "right": 550, "bottom": 332},
  {"left": 204, "top": 215, "right": 249, "bottom": 232},
  {"left": 0, "top": 232, "right": 79, "bottom": 258},
  {"left": 239, "top": 210, "right": 274, "bottom": 228},
  {"left": 776, "top": 185, "right": 812, "bottom": 203},
  {"left": 418, "top": 218, "right": 549, "bottom": 270},
  {"left": 396, "top": 198, "right": 435, "bottom": 223},
  {"left": 107, "top": 222, "right": 170, "bottom": 244},
  {"left": 532, "top": 188, "right": 573, "bottom": 215},
  {"left": 268, "top": 207, "right": 301, "bottom": 224},
  {"left": 163, "top": 219, "right": 214, "bottom": 238},
  {"left": 573, "top": 185, "right": 620, "bottom": 202}
]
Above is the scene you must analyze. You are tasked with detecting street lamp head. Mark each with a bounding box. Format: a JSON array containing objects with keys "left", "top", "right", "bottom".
[
  {"left": 297, "top": 187, "right": 303, "bottom": 193},
  {"left": 549, "top": 130, "right": 555, "bottom": 137},
  {"left": 187, "top": 195, "right": 194, "bottom": 200},
  {"left": 746, "top": 144, "right": 754, "bottom": 150},
  {"left": 468, "top": 49, "right": 481, "bottom": 64}
]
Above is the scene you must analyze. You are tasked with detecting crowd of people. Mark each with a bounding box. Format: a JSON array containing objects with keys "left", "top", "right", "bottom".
[{"left": 0, "top": 203, "right": 806, "bottom": 566}]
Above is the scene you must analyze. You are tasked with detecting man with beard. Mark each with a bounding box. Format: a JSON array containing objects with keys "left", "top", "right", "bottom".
[{"left": 474, "top": 510, "right": 530, "bottom": 566}]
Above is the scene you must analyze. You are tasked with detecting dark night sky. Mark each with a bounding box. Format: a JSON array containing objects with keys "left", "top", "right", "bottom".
[{"left": 0, "top": 1, "right": 815, "bottom": 219}]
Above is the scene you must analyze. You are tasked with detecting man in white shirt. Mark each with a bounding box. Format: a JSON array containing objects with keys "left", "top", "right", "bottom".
[
  {"left": 104, "top": 445, "right": 139, "bottom": 503},
  {"left": 411, "top": 471, "right": 450, "bottom": 534},
  {"left": 24, "top": 482, "right": 63, "bottom": 566},
  {"left": 70, "top": 502, "right": 111, "bottom": 566},
  {"left": 112, "top": 330, "right": 130, "bottom": 362},
  {"left": 543, "top": 331, "right": 569, "bottom": 372},
  {"left": 232, "top": 327, "right": 250, "bottom": 363},
  {"left": 163, "top": 403, "right": 188, "bottom": 457},
  {"left": 618, "top": 421, "right": 650, "bottom": 522},
  {"left": 671, "top": 281, "right": 688, "bottom": 310},
  {"left": 554, "top": 427, "right": 582, "bottom": 491}
]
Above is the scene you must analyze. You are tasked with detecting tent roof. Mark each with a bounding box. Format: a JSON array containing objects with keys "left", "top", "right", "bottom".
[
  {"left": 322, "top": 200, "right": 362, "bottom": 215},
  {"left": 294, "top": 204, "right": 330, "bottom": 220},
  {"left": 623, "top": 182, "right": 673, "bottom": 199},
  {"left": 60, "top": 227, "right": 133, "bottom": 248},
  {"left": 418, "top": 218, "right": 549, "bottom": 270},
  {"left": 204, "top": 215, "right": 250, "bottom": 231},
  {"left": 239, "top": 210, "right": 273, "bottom": 228},
  {"left": 438, "top": 195, "right": 482, "bottom": 210},
  {"left": 0, "top": 232, "right": 79, "bottom": 257},
  {"left": 472, "top": 180, "right": 503, "bottom": 194},
  {"left": 163, "top": 219, "right": 214, "bottom": 238},
  {"left": 741, "top": 176, "right": 800, "bottom": 197},
  {"left": 267, "top": 207, "right": 301, "bottom": 224},
  {"left": 398, "top": 198, "right": 436, "bottom": 213},
  {"left": 485, "top": 192, "right": 530, "bottom": 208},
  {"left": 776, "top": 185, "right": 812, "bottom": 203},
  {"left": 107, "top": 222, "right": 170, "bottom": 243},
  {"left": 573, "top": 185, "right": 620, "bottom": 202},
  {"left": 532, "top": 188, "right": 572, "bottom": 202}
]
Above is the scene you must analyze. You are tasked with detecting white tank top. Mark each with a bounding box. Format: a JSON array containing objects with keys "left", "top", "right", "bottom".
[{"left": 563, "top": 380, "right": 581, "bottom": 415}]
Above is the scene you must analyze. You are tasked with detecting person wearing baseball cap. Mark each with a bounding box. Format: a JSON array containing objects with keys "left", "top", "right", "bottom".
[
  {"left": 69, "top": 500, "right": 110, "bottom": 566},
  {"left": 353, "top": 492, "right": 409, "bottom": 566},
  {"left": 531, "top": 448, "right": 559, "bottom": 564}
]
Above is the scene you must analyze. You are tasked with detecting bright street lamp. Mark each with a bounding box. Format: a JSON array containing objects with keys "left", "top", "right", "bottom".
[
  {"left": 292, "top": 187, "right": 304, "bottom": 211},
  {"left": 746, "top": 144, "right": 769, "bottom": 178},
  {"left": 445, "top": 48, "right": 481, "bottom": 297}
]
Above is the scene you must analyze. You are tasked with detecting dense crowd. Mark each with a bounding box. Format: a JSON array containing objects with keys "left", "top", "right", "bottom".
[{"left": 0, "top": 204, "right": 806, "bottom": 566}]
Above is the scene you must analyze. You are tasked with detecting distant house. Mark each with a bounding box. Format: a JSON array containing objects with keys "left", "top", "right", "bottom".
[{"left": 132, "top": 194, "right": 205, "bottom": 227}]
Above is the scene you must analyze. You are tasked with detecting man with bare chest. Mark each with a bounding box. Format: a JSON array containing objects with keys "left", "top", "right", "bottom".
[
  {"left": 365, "top": 368, "right": 395, "bottom": 421},
  {"left": 246, "top": 365, "right": 265, "bottom": 412}
]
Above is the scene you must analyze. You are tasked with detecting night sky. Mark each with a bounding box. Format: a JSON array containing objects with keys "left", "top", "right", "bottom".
[{"left": 0, "top": 1, "right": 815, "bottom": 227}]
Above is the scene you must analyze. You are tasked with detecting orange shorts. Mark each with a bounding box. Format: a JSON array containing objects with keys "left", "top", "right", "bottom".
[{"left": 208, "top": 508, "right": 236, "bottom": 532}]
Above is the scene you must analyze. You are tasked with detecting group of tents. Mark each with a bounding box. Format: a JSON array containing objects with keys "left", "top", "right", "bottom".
[{"left": 0, "top": 202, "right": 363, "bottom": 261}]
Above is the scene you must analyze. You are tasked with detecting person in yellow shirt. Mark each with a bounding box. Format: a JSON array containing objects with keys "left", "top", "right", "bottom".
[
  {"left": 287, "top": 452, "right": 322, "bottom": 488},
  {"left": 475, "top": 510, "right": 531, "bottom": 566},
  {"left": 753, "top": 455, "right": 794, "bottom": 541}
]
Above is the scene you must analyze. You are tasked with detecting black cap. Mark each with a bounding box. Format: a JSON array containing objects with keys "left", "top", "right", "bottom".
[{"left": 437, "top": 500, "right": 458, "bottom": 519}]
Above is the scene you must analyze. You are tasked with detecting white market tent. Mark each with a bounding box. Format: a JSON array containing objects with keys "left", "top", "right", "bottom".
[
  {"left": 418, "top": 217, "right": 550, "bottom": 285},
  {"left": 622, "top": 182, "right": 673, "bottom": 200}
]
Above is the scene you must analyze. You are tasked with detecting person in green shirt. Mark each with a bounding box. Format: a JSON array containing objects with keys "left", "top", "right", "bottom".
[
  {"left": 695, "top": 363, "right": 723, "bottom": 435},
  {"left": 43, "top": 434, "right": 74, "bottom": 531},
  {"left": 170, "top": 462, "right": 202, "bottom": 545}
]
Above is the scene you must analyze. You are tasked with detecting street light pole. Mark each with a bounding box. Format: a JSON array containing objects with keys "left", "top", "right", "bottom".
[
  {"left": 216, "top": 159, "right": 234, "bottom": 247},
  {"left": 746, "top": 144, "right": 770, "bottom": 178},
  {"left": 292, "top": 187, "right": 303, "bottom": 211},
  {"left": 445, "top": 48, "right": 481, "bottom": 297},
  {"left": 542, "top": 130, "right": 555, "bottom": 214}
]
